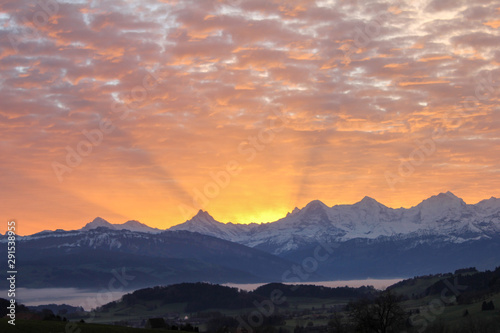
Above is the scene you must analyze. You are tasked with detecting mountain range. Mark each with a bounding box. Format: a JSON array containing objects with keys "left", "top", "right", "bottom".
[
  {"left": 3, "top": 192, "right": 500, "bottom": 288},
  {"left": 171, "top": 191, "right": 500, "bottom": 255}
]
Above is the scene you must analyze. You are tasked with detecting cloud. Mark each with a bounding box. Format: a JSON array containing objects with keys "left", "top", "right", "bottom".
[{"left": 1, "top": 0, "right": 499, "bottom": 234}]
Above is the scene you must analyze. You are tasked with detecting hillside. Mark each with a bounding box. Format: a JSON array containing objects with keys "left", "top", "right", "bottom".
[
  {"left": 0, "top": 318, "right": 185, "bottom": 333},
  {"left": 12, "top": 229, "right": 295, "bottom": 288},
  {"left": 90, "top": 270, "right": 500, "bottom": 332},
  {"left": 97, "top": 282, "right": 376, "bottom": 314}
]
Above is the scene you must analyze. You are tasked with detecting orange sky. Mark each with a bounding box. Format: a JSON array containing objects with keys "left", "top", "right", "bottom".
[{"left": 1, "top": 0, "right": 500, "bottom": 235}]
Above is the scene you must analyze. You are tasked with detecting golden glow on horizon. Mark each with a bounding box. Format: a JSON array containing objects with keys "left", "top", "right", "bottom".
[{"left": 6, "top": 189, "right": 498, "bottom": 236}]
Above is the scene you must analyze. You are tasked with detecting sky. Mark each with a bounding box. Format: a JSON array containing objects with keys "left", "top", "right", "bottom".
[{"left": 1, "top": 0, "right": 499, "bottom": 235}]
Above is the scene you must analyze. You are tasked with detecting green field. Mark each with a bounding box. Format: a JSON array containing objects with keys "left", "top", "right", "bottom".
[
  {"left": 0, "top": 318, "right": 185, "bottom": 332},
  {"left": 425, "top": 292, "right": 500, "bottom": 323},
  {"left": 389, "top": 275, "right": 445, "bottom": 299},
  {"left": 90, "top": 295, "right": 350, "bottom": 323},
  {"left": 5, "top": 274, "right": 499, "bottom": 333},
  {"left": 87, "top": 300, "right": 188, "bottom": 324},
  {"left": 3, "top": 291, "right": 499, "bottom": 333}
]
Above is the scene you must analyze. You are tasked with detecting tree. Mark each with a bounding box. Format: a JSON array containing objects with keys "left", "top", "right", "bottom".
[
  {"left": 328, "top": 311, "right": 346, "bottom": 333},
  {"left": 481, "top": 300, "right": 495, "bottom": 311},
  {"left": 349, "top": 291, "right": 407, "bottom": 333}
]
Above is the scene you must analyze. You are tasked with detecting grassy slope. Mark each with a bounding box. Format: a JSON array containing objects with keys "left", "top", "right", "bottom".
[
  {"left": 391, "top": 271, "right": 500, "bottom": 320},
  {"left": 435, "top": 292, "right": 500, "bottom": 322},
  {"left": 91, "top": 295, "right": 354, "bottom": 323},
  {"left": 389, "top": 276, "right": 445, "bottom": 299},
  {"left": 10, "top": 277, "right": 497, "bottom": 331},
  {"left": 0, "top": 318, "right": 185, "bottom": 332},
  {"left": 90, "top": 301, "right": 187, "bottom": 324}
]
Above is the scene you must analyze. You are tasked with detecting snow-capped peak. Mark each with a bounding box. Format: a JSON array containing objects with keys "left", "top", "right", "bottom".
[
  {"left": 189, "top": 210, "right": 220, "bottom": 225},
  {"left": 421, "top": 191, "right": 465, "bottom": 206},
  {"left": 81, "top": 217, "right": 115, "bottom": 231},
  {"left": 170, "top": 210, "right": 251, "bottom": 241},
  {"left": 286, "top": 207, "right": 300, "bottom": 217},
  {"left": 123, "top": 220, "right": 144, "bottom": 227},
  {"left": 80, "top": 218, "right": 162, "bottom": 233},
  {"left": 170, "top": 210, "right": 226, "bottom": 233},
  {"left": 475, "top": 197, "right": 500, "bottom": 214},
  {"left": 120, "top": 220, "right": 162, "bottom": 233},
  {"left": 302, "top": 200, "right": 329, "bottom": 212},
  {"left": 276, "top": 199, "right": 333, "bottom": 229},
  {"left": 416, "top": 191, "right": 465, "bottom": 216},
  {"left": 354, "top": 196, "right": 386, "bottom": 211}
]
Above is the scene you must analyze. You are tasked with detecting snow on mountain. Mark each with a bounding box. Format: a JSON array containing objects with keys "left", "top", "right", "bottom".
[
  {"left": 412, "top": 191, "right": 467, "bottom": 223},
  {"left": 169, "top": 210, "right": 253, "bottom": 241},
  {"left": 121, "top": 220, "right": 163, "bottom": 233},
  {"left": 81, "top": 217, "right": 114, "bottom": 230},
  {"left": 7, "top": 192, "right": 499, "bottom": 283},
  {"left": 234, "top": 199, "right": 346, "bottom": 253},
  {"left": 80, "top": 217, "right": 162, "bottom": 234},
  {"left": 475, "top": 197, "right": 500, "bottom": 214},
  {"left": 286, "top": 207, "right": 300, "bottom": 217},
  {"left": 169, "top": 192, "right": 500, "bottom": 255},
  {"left": 16, "top": 192, "right": 498, "bottom": 257},
  {"left": 10, "top": 227, "right": 296, "bottom": 288},
  {"left": 353, "top": 196, "right": 387, "bottom": 211}
]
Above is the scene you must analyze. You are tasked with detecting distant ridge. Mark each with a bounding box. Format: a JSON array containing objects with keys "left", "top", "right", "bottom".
[{"left": 80, "top": 217, "right": 162, "bottom": 234}]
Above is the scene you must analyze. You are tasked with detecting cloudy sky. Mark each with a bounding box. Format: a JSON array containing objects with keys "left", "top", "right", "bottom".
[{"left": 1, "top": 0, "right": 499, "bottom": 235}]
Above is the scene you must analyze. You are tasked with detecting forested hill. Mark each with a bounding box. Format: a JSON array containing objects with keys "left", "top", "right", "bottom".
[
  {"left": 99, "top": 282, "right": 377, "bottom": 313},
  {"left": 252, "top": 283, "right": 375, "bottom": 299},
  {"left": 388, "top": 266, "right": 500, "bottom": 303},
  {"left": 425, "top": 266, "right": 500, "bottom": 303}
]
